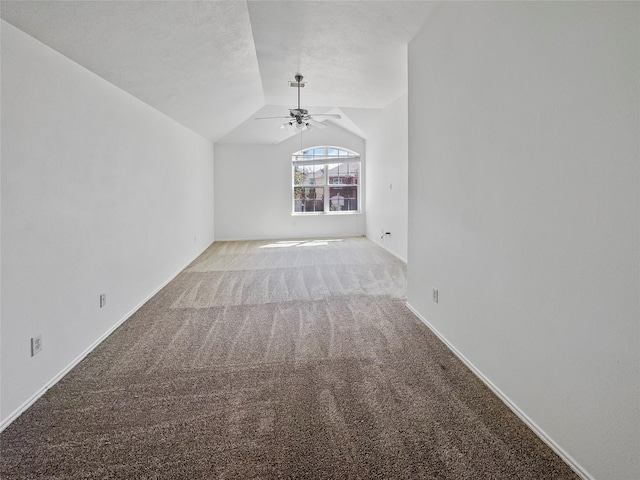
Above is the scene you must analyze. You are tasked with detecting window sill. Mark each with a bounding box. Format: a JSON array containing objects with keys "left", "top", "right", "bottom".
[{"left": 291, "top": 211, "right": 362, "bottom": 216}]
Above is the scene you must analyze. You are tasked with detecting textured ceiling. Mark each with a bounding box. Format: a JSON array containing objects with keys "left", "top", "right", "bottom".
[{"left": 1, "top": 1, "right": 437, "bottom": 143}]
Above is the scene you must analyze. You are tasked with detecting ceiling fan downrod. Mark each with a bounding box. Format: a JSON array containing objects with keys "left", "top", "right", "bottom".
[{"left": 295, "top": 74, "right": 303, "bottom": 111}]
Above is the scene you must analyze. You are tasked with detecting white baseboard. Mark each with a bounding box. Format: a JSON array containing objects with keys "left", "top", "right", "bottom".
[
  {"left": 214, "top": 234, "right": 366, "bottom": 243},
  {"left": 405, "top": 302, "right": 592, "bottom": 480},
  {"left": 0, "top": 242, "right": 214, "bottom": 433},
  {"left": 366, "top": 234, "right": 407, "bottom": 263}
]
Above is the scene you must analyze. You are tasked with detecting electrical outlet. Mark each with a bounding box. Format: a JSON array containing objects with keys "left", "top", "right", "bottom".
[
  {"left": 31, "top": 335, "right": 42, "bottom": 357},
  {"left": 432, "top": 288, "right": 439, "bottom": 303},
  {"left": 100, "top": 293, "right": 106, "bottom": 308}
]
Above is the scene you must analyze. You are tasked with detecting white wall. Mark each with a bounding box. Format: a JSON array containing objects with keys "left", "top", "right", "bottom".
[
  {"left": 214, "top": 127, "right": 365, "bottom": 241},
  {"left": 407, "top": 3, "right": 639, "bottom": 479},
  {"left": 1, "top": 22, "right": 215, "bottom": 427},
  {"left": 365, "top": 93, "right": 408, "bottom": 262}
]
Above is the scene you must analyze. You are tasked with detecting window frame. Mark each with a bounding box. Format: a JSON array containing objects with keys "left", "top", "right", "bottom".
[{"left": 292, "top": 146, "right": 361, "bottom": 215}]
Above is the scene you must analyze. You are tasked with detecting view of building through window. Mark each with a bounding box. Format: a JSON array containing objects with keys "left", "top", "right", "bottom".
[{"left": 292, "top": 147, "right": 360, "bottom": 214}]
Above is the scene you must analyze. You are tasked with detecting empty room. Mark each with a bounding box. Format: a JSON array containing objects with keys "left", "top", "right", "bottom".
[{"left": 1, "top": 1, "right": 638, "bottom": 479}]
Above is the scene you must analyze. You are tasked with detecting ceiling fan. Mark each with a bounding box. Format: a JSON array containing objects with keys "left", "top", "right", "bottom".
[{"left": 255, "top": 74, "right": 341, "bottom": 131}]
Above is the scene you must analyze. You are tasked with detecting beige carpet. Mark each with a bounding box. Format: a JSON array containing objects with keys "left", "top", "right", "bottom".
[{"left": 0, "top": 237, "right": 578, "bottom": 479}]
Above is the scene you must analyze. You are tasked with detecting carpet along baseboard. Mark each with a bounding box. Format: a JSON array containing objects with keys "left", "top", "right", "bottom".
[
  {"left": 404, "top": 302, "right": 593, "bottom": 480},
  {"left": 365, "top": 234, "right": 407, "bottom": 264},
  {"left": 0, "top": 242, "right": 215, "bottom": 434}
]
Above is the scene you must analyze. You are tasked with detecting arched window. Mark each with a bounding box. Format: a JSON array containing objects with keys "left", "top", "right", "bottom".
[{"left": 292, "top": 146, "right": 361, "bottom": 214}]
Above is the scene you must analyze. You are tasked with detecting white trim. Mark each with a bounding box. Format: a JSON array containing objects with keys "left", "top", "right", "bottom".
[
  {"left": 366, "top": 234, "right": 407, "bottom": 263},
  {"left": 292, "top": 155, "right": 360, "bottom": 166},
  {"left": 0, "top": 242, "right": 214, "bottom": 433},
  {"left": 209, "top": 234, "right": 367, "bottom": 243},
  {"left": 404, "top": 302, "right": 592, "bottom": 480},
  {"left": 291, "top": 211, "right": 362, "bottom": 217}
]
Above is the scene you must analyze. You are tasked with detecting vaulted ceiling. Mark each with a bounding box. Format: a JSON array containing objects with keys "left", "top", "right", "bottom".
[{"left": 1, "top": 1, "right": 437, "bottom": 144}]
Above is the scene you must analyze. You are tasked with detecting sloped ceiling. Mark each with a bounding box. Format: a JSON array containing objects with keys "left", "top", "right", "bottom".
[{"left": 0, "top": 1, "right": 437, "bottom": 144}]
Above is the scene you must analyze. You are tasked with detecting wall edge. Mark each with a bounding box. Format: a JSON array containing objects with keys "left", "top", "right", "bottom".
[
  {"left": 405, "top": 301, "right": 593, "bottom": 480},
  {"left": 0, "top": 241, "right": 215, "bottom": 432}
]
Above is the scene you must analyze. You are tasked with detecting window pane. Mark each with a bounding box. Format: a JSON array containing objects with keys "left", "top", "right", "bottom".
[
  {"left": 293, "top": 164, "right": 325, "bottom": 185},
  {"left": 294, "top": 187, "right": 324, "bottom": 212},
  {"left": 327, "top": 162, "right": 358, "bottom": 185},
  {"left": 329, "top": 186, "right": 358, "bottom": 211},
  {"left": 292, "top": 146, "right": 360, "bottom": 215}
]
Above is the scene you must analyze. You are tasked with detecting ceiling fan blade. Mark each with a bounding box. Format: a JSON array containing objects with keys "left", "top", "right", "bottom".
[
  {"left": 308, "top": 114, "right": 341, "bottom": 119},
  {"left": 255, "top": 116, "right": 291, "bottom": 120},
  {"left": 306, "top": 118, "right": 327, "bottom": 129}
]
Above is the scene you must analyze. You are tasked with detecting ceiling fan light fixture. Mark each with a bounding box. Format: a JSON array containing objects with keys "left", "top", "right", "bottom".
[{"left": 295, "top": 121, "right": 311, "bottom": 131}]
